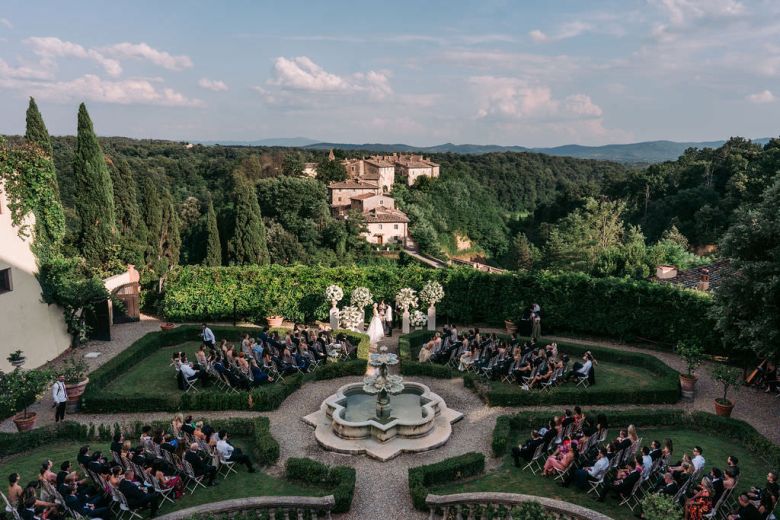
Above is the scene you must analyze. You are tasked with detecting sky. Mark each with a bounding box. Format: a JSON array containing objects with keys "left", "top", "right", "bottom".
[{"left": 1, "top": 0, "right": 779, "bottom": 147}]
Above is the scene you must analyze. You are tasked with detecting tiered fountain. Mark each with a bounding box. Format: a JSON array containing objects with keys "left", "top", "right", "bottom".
[{"left": 303, "top": 347, "right": 462, "bottom": 461}]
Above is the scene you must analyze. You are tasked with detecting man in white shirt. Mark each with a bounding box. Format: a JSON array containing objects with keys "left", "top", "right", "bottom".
[
  {"left": 201, "top": 323, "right": 216, "bottom": 348},
  {"left": 52, "top": 374, "right": 68, "bottom": 422},
  {"left": 180, "top": 362, "right": 200, "bottom": 388},
  {"left": 692, "top": 446, "right": 705, "bottom": 473},
  {"left": 641, "top": 447, "right": 654, "bottom": 480},
  {"left": 566, "top": 447, "right": 610, "bottom": 489},
  {"left": 384, "top": 304, "right": 393, "bottom": 336},
  {"left": 216, "top": 431, "right": 255, "bottom": 472}
]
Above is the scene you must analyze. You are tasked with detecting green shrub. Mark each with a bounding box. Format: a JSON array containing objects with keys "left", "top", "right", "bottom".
[
  {"left": 641, "top": 493, "right": 683, "bottom": 520},
  {"left": 408, "top": 452, "right": 485, "bottom": 510},
  {"left": 161, "top": 265, "right": 721, "bottom": 354},
  {"left": 82, "top": 325, "right": 369, "bottom": 413},
  {"left": 285, "top": 458, "right": 356, "bottom": 513}
]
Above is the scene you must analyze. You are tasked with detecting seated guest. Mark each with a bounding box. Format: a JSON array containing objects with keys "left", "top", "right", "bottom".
[
  {"left": 566, "top": 352, "right": 593, "bottom": 382},
  {"left": 149, "top": 461, "right": 183, "bottom": 499},
  {"left": 614, "top": 429, "right": 632, "bottom": 452},
  {"left": 236, "top": 352, "right": 250, "bottom": 373},
  {"left": 727, "top": 493, "right": 763, "bottom": 520},
  {"left": 542, "top": 441, "right": 577, "bottom": 476},
  {"left": 727, "top": 455, "right": 740, "bottom": 478},
  {"left": 597, "top": 456, "right": 643, "bottom": 502},
  {"left": 418, "top": 340, "right": 435, "bottom": 363},
  {"left": 7, "top": 473, "right": 54, "bottom": 512},
  {"left": 708, "top": 468, "right": 725, "bottom": 504},
  {"left": 88, "top": 452, "right": 109, "bottom": 475},
  {"left": 184, "top": 443, "right": 217, "bottom": 486},
  {"left": 181, "top": 415, "right": 196, "bottom": 436},
  {"left": 20, "top": 483, "right": 59, "bottom": 520},
  {"left": 249, "top": 359, "right": 274, "bottom": 385},
  {"left": 656, "top": 472, "right": 679, "bottom": 496},
  {"left": 564, "top": 448, "right": 610, "bottom": 489},
  {"left": 119, "top": 469, "right": 160, "bottom": 517},
  {"left": 640, "top": 447, "right": 654, "bottom": 480},
  {"left": 512, "top": 430, "right": 544, "bottom": 466},
  {"left": 195, "top": 345, "right": 208, "bottom": 368},
  {"left": 747, "top": 471, "right": 778, "bottom": 512},
  {"left": 724, "top": 469, "right": 737, "bottom": 491},
  {"left": 179, "top": 361, "right": 201, "bottom": 389},
  {"left": 216, "top": 431, "right": 255, "bottom": 473},
  {"left": 527, "top": 355, "right": 552, "bottom": 389},
  {"left": 110, "top": 432, "right": 124, "bottom": 456},
  {"left": 64, "top": 483, "right": 109, "bottom": 519},
  {"left": 691, "top": 446, "right": 706, "bottom": 473},
  {"left": 685, "top": 478, "right": 713, "bottom": 520},
  {"left": 648, "top": 440, "right": 662, "bottom": 461},
  {"left": 108, "top": 466, "right": 124, "bottom": 488}
]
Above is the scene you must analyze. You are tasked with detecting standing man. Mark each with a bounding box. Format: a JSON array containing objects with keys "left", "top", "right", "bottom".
[
  {"left": 53, "top": 374, "right": 67, "bottom": 422},
  {"left": 201, "top": 323, "right": 216, "bottom": 350},
  {"left": 384, "top": 301, "right": 393, "bottom": 336}
]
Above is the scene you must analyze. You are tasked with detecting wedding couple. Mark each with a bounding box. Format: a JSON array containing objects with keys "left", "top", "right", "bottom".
[{"left": 367, "top": 300, "right": 394, "bottom": 344}]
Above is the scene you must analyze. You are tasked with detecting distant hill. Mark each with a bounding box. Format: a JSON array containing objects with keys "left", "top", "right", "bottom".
[
  {"left": 302, "top": 138, "right": 773, "bottom": 163},
  {"left": 196, "top": 137, "right": 321, "bottom": 147}
]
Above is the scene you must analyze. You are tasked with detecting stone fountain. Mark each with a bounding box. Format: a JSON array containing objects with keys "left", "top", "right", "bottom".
[{"left": 303, "top": 347, "right": 462, "bottom": 461}]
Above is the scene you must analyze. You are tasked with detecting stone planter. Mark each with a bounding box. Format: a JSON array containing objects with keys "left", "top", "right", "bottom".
[
  {"left": 160, "top": 322, "right": 175, "bottom": 331},
  {"left": 13, "top": 411, "right": 37, "bottom": 432},
  {"left": 65, "top": 378, "right": 89, "bottom": 412},
  {"left": 679, "top": 374, "right": 697, "bottom": 399},
  {"left": 504, "top": 320, "right": 518, "bottom": 334},
  {"left": 714, "top": 399, "right": 734, "bottom": 417},
  {"left": 427, "top": 305, "right": 436, "bottom": 331},
  {"left": 402, "top": 309, "right": 410, "bottom": 334},
  {"left": 266, "top": 316, "right": 284, "bottom": 328}
]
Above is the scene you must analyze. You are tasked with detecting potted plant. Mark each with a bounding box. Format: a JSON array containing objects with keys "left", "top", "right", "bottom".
[
  {"left": 2, "top": 368, "right": 51, "bottom": 432},
  {"left": 504, "top": 318, "right": 518, "bottom": 334},
  {"left": 711, "top": 364, "right": 742, "bottom": 417},
  {"left": 7, "top": 350, "right": 26, "bottom": 368},
  {"left": 676, "top": 340, "right": 704, "bottom": 398},
  {"left": 62, "top": 355, "right": 89, "bottom": 409},
  {"left": 160, "top": 322, "right": 175, "bottom": 331},
  {"left": 265, "top": 304, "right": 285, "bottom": 328}
]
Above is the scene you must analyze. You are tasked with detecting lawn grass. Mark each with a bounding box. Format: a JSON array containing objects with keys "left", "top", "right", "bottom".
[
  {"left": 431, "top": 427, "right": 772, "bottom": 520},
  {"left": 0, "top": 438, "right": 328, "bottom": 515},
  {"left": 107, "top": 342, "right": 205, "bottom": 397}
]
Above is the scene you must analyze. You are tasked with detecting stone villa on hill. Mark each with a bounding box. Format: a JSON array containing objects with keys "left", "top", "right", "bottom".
[{"left": 340, "top": 153, "right": 439, "bottom": 192}]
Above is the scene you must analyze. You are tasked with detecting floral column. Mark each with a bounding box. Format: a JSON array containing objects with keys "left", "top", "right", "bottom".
[
  {"left": 325, "top": 285, "right": 344, "bottom": 331},
  {"left": 395, "top": 287, "right": 418, "bottom": 335},
  {"left": 419, "top": 280, "right": 444, "bottom": 332}
]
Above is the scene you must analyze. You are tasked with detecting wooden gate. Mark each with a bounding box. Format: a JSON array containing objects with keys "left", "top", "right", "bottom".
[{"left": 112, "top": 282, "right": 140, "bottom": 323}]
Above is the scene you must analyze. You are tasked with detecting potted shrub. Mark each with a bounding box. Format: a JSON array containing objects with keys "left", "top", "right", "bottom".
[
  {"left": 640, "top": 493, "right": 682, "bottom": 520},
  {"left": 711, "top": 364, "right": 742, "bottom": 417},
  {"left": 62, "top": 355, "right": 90, "bottom": 409},
  {"left": 676, "top": 340, "right": 704, "bottom": 398},
  {"left": 160, "top": 322, "right": 175, "bottom": 331},
  {"left": 7, "top": 350, "right": 26, "bottom": 368},
  {"left": 1, "top": 368, "right": 51, "bottom": 432}
]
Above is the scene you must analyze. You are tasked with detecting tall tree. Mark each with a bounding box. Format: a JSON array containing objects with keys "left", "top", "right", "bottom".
[
  {"left": 159, "top": 186, "right": 181, "bottom": 268},
  {"left": 229, "top": 175, "right": 269, "bottom": 265},
  {"left": 714, "top": 177, "right": 780, "bottom": 360},
  {"left": 108, "top": 156, "right": 145, "bottom": 264},
  {"left": 141, "top": 173, "right": 163, "bottom": 266},
  {"left": 203, "top": 195, "right": 222, "bottom": 266},
  {"left": 25, "top": 97, "right": 53, "bottom": 156},
  {"left": 72, "top": 103, "right": 116, "bottom": 268},
  {"left": 282, "top": 152, "right": 305, "bottom": 177},
  {"left": 315, "top": 157, "right": 347, "bottom": 185}
]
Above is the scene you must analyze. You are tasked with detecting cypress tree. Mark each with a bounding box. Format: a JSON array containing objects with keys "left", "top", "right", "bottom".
[
  {"left": 159, "top": 187, "right": 181, "bottom": 267},
  {"left": 141, "top": 173, "right": 162, "bottom": 265},
  {"left": 203, "top": 195, "right": 222, "bottom": 266},
  {"left": 25, "top": 97, "right": 53, "bottom": 156},
  {"left": 72, "top": 103, "right": 116, "bottom": 267},
  {"left": 230, "top": 175, "right": 270, "bottom": 265},
  {"left": 109, "top": 156, "right": 146, "bottom": 264}
]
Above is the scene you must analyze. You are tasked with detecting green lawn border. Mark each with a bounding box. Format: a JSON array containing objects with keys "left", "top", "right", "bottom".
[
  {"left": 408, "top": 452, "right": 485, "bottom": 511},
  {"left": 81, "top": 325, "right": 370, "bottom": 413},
  {"left": 398, "top": 330, "right": 681, "bottom": 406},
  {"left": 286, "top": 458, "right": 356, "bottom": 513}
]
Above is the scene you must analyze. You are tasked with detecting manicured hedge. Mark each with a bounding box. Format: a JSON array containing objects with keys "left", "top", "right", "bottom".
[
  {"left": 81, "top": 325, "right": 369, "bottom": 413},
  {"left": 491, "top": 409, "right": 780, "bottom": 470},
  {"left": 285, "top": 458, "right": 356, "bottom": 514},
  {"left": 408, "top": 452, "right": 485, "bottom": 511},
  {"left": 161, "top": 265, "right": 721, "bottom": 354}
]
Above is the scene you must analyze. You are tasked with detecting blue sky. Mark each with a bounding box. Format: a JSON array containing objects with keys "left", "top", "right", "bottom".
[{"left": 1, "top": 0, "right": 779, "bottom": 146}]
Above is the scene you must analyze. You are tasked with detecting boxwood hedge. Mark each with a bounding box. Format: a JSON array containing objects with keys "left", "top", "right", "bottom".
[
  {"left": 285, "top": 458, "right": 356, "bottom": 514},
  {"left": 81, "top": 325, "right": 369, "bottom": 413},
  {"left": 161, "top": 265, "right": 721, "bottom": 354},
  {"left": 408, "top": 452, "right": 485, "bottom": 511},
  {"left": 397, "top": 331, "right": 680, "bottom": 407}
]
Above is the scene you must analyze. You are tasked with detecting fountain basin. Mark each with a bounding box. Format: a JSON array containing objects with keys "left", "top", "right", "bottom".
[{"left": 303, "top": 381, "right": 463, "bottom": 461}]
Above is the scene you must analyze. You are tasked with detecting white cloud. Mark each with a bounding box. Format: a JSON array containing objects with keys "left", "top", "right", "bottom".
[
  {"left": 653, "top": 0, "right": 745, "bottom": 26},
  {"left": 746, "top": 89, "right": 775, "bottom": 103},
  {"left": 530, "top": 21, "right": 592, "bottom": 43},
  {"left": 0, "top": 18, "right": 12, "bottom": 29},
  {"left": 0, "top": 58, "right": 53, "bottom": 79},
  {"left": 25, "top": 36, "right": 122, "bottom": 77},
  {"left": 20, "top": 74, "right": 203, "bottom": 107},
  {"left": 265, "top": 56, "right": 393, "bottom": 100},
  {"left": 198, "top": 77, "right": 229, "bottom": 91},
  {"left": 529, "top": 30, "right": 549, "bottom": 43},
  {"left": 104, "top": 42, "right": 192, "bottom": 71}
]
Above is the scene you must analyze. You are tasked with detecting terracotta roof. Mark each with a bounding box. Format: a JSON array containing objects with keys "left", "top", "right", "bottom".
[
  {"left": 364, "top": 207, "right": 409, "bottom": 223},
  {"left": 364, "top": 158, "right": 394, "bottom": 168},
  {"left": 399, "top": 161, "right": 434, "bottom": 169},
  {"left": 350, "top": 193, "right": 385, "bottom": 201},
  {"left": 650, "top": 259, "right": 732, "bottom": 292},
  {"left": 328, "top": 180, "right": 379, "bottom": 190}
]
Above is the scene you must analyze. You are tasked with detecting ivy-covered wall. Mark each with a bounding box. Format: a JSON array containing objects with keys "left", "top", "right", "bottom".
[{"left": 161, "top": 265, "right": 721, "bottom": 354}]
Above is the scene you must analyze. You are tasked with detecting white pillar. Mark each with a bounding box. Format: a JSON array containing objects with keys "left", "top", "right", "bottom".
[
  {"left": 427, "top": 305, "right": 436, "bottom": 331},
  {"left": 329, "top": 302, "right": 339, "bottom": 331},
  {"left": 402, "top": 308, "right": 410, "bottom": 334}
]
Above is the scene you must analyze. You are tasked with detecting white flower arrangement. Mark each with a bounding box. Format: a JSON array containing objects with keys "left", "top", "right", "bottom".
[
  {"left": 419, "top": 280, "right": 444, "bottom": 307},
  {"left": 395, "top": 287, "right": 418, "bottom": 311},
  {"left": 350, "top": 287, "right": 373, "bottom": 308},
  {"left": 340, "top": 305, "right": 363, "bottom": 330},
  {"left": 410, "top": 309, "right": 428, "bottom": 328},
  {"left": 325, "top": 284, "right": 344, "bottom": 303}
]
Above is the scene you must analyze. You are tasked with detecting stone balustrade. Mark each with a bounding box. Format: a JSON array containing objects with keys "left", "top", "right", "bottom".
[
  {"left": 154, "top": 495, "right": 336, "bottom": 520},
  {"left": 425, "top": 492, "right": 612, "bottom": 520}
]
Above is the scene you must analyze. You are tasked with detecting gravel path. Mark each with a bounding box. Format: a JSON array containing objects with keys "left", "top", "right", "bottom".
[{"left": 3, "top": 321, "right": 778, "bottom": 519}]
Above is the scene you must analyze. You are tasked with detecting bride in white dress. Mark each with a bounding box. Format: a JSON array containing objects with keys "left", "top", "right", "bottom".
[{"left": 366, "top": 302, "right": 385, "bottom": 345}]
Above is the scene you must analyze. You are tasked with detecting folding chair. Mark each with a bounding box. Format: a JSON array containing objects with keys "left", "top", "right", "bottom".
[
  {"left": 575, "top": 373, "right": 590, "bottom": 388},
  {"left": 523, "top": 443, "right": 546, "bottom": 474},
  {"left": 217, "top": 451, "right": 238, "bottom": 478},
  {"left": 115, "top": 488, "right": 143, "bottom": 520},
  {"left": 149, "top": 474, "right": 176, "bottom": 508},
  {"left": 618, "top": 477, "right": 645, "bottom": 511},
  {"left": 586, "top": 474, "right": 606, "bottom": 497},
  {"left": 184, "top": 375, "right": 199, "bottom": 393},
  {"left": 181, "top": 460, "right": 207, "bottom": 494}
]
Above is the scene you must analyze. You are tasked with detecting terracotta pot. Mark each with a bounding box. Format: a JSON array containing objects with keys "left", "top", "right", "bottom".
[
  {"left": 160, "top": 322, "right": 175, "bottom": 331},
  {"left": 504, "top": 320, "right": 518, "bottom": 334},
  {"left": 714, "top": 399, "right": 734, "bottom": 417},
  {"left": 679, "top": 374, "right": 698, "bottom": 399},
  {"left": 65, "top": 378, "right": 89, "bottom": 404},
  {"left": 267, "top": 316, "right": 284, "bottom": 328},
  {"left": 13, "top": 411, "right": 37, "bottom": 432}
]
